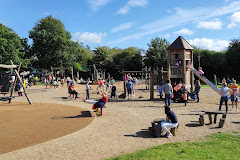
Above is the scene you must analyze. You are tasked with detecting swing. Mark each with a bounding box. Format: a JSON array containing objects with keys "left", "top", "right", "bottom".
[{"left": 0, "top": 61, "right": 32, "bottom": 104}]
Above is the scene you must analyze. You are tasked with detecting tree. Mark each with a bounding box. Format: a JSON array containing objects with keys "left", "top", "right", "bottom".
[
  {"left": 0, "top": 24, "right": 26, "bottom": 66},
  {"left": 92, "top": 46, "right": 116, "bottom": 72},
  {"left": 113, "top": 47, "right": 143, "bottom": 71},
  {"left": 29, "top": 16, "right": 79, "bottom": 69},
  {"left": 225, "top": 38, "right": 240, "bottom": 79},
  {"left": 144, "top": 37, "right": 170, "bottom": 69}
]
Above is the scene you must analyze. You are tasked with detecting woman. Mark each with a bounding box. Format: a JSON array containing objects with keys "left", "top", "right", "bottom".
[{"left": 219, "top": 83, "right": 232, "bottom": 112}]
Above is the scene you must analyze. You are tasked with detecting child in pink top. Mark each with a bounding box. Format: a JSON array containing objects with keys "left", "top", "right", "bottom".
[{"left": 198, "top": 67, "right": 204, "bottom": 76}]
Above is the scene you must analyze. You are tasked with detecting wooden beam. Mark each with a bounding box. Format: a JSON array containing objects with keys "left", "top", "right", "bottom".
[
  {"left": 10, "top": 60, "right": 32, "bottom": 105},
  {"left": 9, "top": 63, "right": 21, "bottom": 103},
  {"left": 0, "top": 64, "right": 18, "bottom": 69}
]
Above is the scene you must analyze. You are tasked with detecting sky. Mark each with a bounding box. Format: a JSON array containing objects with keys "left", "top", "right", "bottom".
[{"left": 1, "top": 0, "right": 240, "bottom": 52}]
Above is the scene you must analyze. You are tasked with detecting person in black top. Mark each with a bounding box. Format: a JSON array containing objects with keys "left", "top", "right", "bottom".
[{"left": 161, "top": 106, "right": 178, "bottom": 138}]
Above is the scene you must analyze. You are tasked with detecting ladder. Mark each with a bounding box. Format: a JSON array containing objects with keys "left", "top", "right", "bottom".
[{"left": 186, "top": 65, "right": 220, "bottom": 95}]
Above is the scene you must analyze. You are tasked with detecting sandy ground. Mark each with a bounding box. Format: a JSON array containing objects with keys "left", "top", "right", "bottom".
[
  {"left": 0, "top": 82, "right": 239, "bottom": 160},
  {"left": 0, "top": 102, "right": 94, "bottom": 154}
]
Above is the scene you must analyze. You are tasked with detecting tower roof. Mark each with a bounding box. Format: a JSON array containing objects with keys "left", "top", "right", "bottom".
[{"left": 167, "top": 36, "right": 193, "bottom": 50}]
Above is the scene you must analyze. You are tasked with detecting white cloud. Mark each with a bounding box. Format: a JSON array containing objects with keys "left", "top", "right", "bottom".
[
  {"left": 174, "top": 28, "right": 194, "bottom": 35},
  {"left": 42, "top": 12, "right": 50, "bottom": 15},
  {"left": 106, "top": 1, "right": 240, "bottom": 47},
  {"left": 72, "top": 32, "right": 107, "bottom": 43},
  {"left": 188, "top": 38, "right": 230, "bottom": 51},
  {"left": 227, "top": 11, "right": 240, "bottom": 29},
  {"left": 88, "top": 0, "right": 112, "bottom": 11},
  {"left": 111, "top": 22, "right": 135, "bottom": 32},
  {"left": 197, "top": 19, "right": 223, "bottom": 30},
  {"left": 164, "top": 34, "right": 170, "bottom": 38},
  {"left": 116, "top": 0, "right": 149, "bottom": 15}
]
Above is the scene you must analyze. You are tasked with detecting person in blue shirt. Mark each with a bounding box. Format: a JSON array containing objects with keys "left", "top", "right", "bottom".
[{"left": 126, "top": 79, "right": 133, "bottom": 100}]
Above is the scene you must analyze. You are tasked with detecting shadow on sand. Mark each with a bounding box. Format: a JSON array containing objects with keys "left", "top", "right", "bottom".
[{"left": 51, "top": 111, "right": 92, "bottom": 119}]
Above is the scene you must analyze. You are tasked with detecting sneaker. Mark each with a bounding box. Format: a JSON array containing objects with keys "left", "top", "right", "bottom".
[
  {"left": 166, "top": 133, "right": 173, "bottom": 138},
  {"left": 230, "top": 108, "right": 234, "bottom": 111},
  {"left": 236, "top": 109, "right": 238, "bottom": 112},
  {"left": 83, "top": 97, "right": 86, "bottom": 102}
]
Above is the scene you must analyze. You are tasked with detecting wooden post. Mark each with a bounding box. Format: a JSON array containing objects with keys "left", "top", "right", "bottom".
[
  {"left": 123, "top": 72, "right": 126, "bottom": 98},
  {"left": 208, "top": 113, "right": 212, "bottom": 124},
  {"left": 9, "top": 63, "right": 21, "bottom": 103},
  {"left": 10, "top": 61, "right": 32, "bottom": 105},
  {"left": 219, "top": 118, "right": 225, "bottom": 128},
  {"left": 150, "top": 71, "right": 154, "bottom": 99},
  {"left": 71, "top": 67, "right": 74, "bottom": 80},
  {"left": 214, "top": 114, "right": 218, "bottom": 124},
  {"left": 170, "top": 127, "right": 177, "bottom": 136},
  {"left": 199, "top": 114, "right": 205, "bottom": 126},
  {"left": 167, "top": 63, "right": 171, "bottom": 81}
]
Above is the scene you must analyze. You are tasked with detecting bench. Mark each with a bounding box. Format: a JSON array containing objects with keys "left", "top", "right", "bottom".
[
  {"left": 199, "top": 112, "right": 227, "bottom": 128},
  {"left": 149, "top": 118, "right": 178, "bottom": 137}
]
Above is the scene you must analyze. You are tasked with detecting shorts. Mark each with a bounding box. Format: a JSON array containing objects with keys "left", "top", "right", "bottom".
[
  {"left": 127, "top": 89, "right": 132, "bottom": 94},
  {"left": 231, "top": 95, "right": 239, "bottom": 102}
]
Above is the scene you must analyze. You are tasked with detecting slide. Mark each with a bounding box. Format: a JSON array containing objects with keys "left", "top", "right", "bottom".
[{"left": 186, "top": 65, "right": 220, "bottom": 95}]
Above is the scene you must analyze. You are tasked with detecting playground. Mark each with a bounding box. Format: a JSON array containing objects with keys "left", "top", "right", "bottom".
[{"left": 0, "top": 82, "right": 239, "bottom": 160}]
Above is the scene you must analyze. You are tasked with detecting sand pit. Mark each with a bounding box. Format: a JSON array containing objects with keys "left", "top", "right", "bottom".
[{"left": 0, "top": 102, "right": 94, "bottom": 154}]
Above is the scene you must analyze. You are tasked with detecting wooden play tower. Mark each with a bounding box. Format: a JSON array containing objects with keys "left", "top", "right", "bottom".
[{"left": 167, "top": 36, "right": 194, "bottom": 91}]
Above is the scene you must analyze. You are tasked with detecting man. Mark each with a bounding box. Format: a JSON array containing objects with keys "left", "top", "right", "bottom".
[
  {"left": 162, "top": 80, "right": 173, "bottom": 106},
  {"left": 229, "top": 80, "right": 239, "bottom": 111},
  {"left": 161, "top": 106, "right": 178, "bottom": 138},
  {"left": 126, "top": 79, "right": 133, "bottom": 100}
]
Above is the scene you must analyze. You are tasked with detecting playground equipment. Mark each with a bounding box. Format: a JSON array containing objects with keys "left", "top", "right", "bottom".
[
  {"left": 186, "top": 65, "right": 220, "bottom": 94},
  {"left": 0, "top": 61, "right": 32, "bottom": 104},
  {"left": 167, "top": 36, "right": 194, "bottom": 92}
]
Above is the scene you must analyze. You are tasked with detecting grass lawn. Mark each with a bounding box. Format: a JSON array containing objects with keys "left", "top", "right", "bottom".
[
  {"left": 201, "top": 85, "right": 222, "bottom": 88},
  {"left": 107, "top": 132, "right": 240, "bottom": 160}
]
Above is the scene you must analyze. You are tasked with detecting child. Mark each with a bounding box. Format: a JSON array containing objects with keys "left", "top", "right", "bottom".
[
  {"left": 83, "top": 90, "right": 108, "bottom": 110},
  {"left": 86, "top": 81, "right": 90, "bottom": 100},
  {"left": 198, "top": 67, "right": 204, "bottom": 76},
  {"left": 183, "top": 91, "right": 188, "bottom": 106},
  {"left": 158, "top": 82, "right": 163, "bottom": 99}
]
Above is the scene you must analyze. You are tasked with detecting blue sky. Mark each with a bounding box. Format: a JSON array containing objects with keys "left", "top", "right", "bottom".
[{"left": 1, "top": 0, "right": 240, "bottom": 51}]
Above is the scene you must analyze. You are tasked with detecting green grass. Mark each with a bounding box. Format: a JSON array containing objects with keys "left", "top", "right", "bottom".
[
  {"left": 201, "top": 85, "right": 222, "bottom": 88},
  {"left": 107, "top": 132, "right": 240, "bottom": 160}
]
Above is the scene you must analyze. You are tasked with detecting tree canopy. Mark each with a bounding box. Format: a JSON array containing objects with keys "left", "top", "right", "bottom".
[
  {"left": 144, "top": 37, "right": 170, "bottom": 69},
  {"left": 0, "top": 24, "right": 28, "bottom": 66},
  {"left": 29, "top": 16, "right": 80, "bottom": 69}
]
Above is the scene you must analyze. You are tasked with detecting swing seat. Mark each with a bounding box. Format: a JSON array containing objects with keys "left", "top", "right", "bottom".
[{"left": 0, "top": 96, "right": 13, "bottom": 101}]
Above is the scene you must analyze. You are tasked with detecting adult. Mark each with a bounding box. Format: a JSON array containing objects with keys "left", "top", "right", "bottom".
[
  {"left": 97, "top": 78, "right": 105, "bottom": 92},
  {"left": 160, "top": 106, "right": 178, "bottom": 138},
  {"left": 219, "top": 83, "right": 232, "bottom": 112},
  {"left": 66, "top": 76, "right": 71, "bottom": 87},
  {"left": 68, "top": 83, "right": 79, "bottom": 99},
  {"left": 126, "top": 79, "right": 133, "bottom": 100},
  {"left": 194, "top": 80, "right": 201, "bottom": 103},
  {"left": 229, "top": 80, "right": 239, "bottom": 111},
  {"left": 162, "top": 80, "right": 173, "bottom": 106}
]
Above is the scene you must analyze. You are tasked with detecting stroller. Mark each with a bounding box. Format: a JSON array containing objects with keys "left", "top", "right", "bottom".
[
  {"left": 111, "top": 86, "right": 117, "bottom": 98},
  {"left": 172, "top": 84, "right": 189, "bottom": 103}
]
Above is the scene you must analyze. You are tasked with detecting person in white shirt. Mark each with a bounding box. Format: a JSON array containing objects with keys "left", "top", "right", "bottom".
[{"left": 219, "top": 83, "right": 232, "bottom": 112}]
